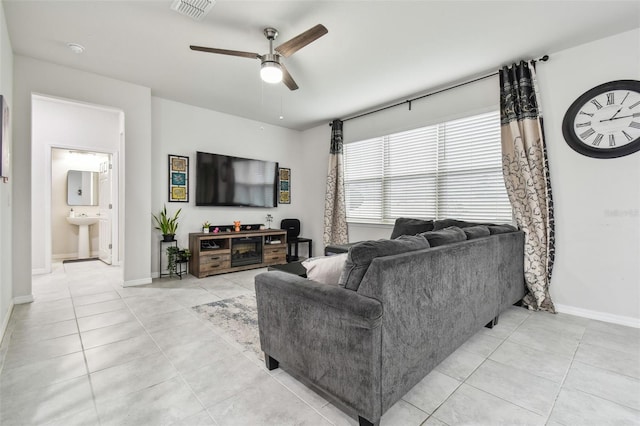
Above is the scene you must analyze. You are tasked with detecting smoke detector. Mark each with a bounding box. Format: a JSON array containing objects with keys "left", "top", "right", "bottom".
[{"left": 170, "top": 0, "right": 215, "bottom": 21}]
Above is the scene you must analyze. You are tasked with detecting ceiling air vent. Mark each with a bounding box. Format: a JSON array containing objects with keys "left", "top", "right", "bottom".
[{"left": 170, "top": 0, "right": 215, "bottom": 21}]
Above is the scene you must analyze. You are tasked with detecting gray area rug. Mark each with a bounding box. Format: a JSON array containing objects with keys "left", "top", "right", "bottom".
[{"left": 192, "top": 294, "right": 263, "bottom": 361}]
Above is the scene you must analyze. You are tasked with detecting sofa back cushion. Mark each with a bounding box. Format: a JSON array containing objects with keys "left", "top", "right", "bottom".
[
  {"left": 488, "top": 224, "right": 518, "bottom": 234},
  {"left": 339, "top": 235, "right": 430, "bottom": 291},
  {"left": 433, "top": 218, "right": 488, "bottom": 230},
  {"left": 462, "top": 225, "right": 491, "bottom": 240},
  {"left": 420, "top": 226, "right": 467, "bottom": 247},
  {"left": 390, "top": 217, "right": 434, "bottom": 239}
]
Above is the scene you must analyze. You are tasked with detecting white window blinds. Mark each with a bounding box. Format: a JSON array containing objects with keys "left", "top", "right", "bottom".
[{"left": 344, "top": 111, "right": 512, "bottom": 224}]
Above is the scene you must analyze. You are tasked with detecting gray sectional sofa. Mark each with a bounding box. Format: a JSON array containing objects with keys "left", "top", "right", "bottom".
[{"left": 255, "top": 219, "right": 525, "bottom": 426}]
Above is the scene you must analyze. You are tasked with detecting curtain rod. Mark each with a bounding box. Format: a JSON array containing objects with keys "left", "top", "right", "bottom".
[{"left": 333, "top": 55, "right": 549, "bottom": 125}]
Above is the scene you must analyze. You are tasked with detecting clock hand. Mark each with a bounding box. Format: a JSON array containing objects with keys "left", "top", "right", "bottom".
[
  {"left": 599, "top": 114, "right": 636, "bottom": 122},
  {"left": 609, "top": 107, "right": 623, "bottom": 120}
]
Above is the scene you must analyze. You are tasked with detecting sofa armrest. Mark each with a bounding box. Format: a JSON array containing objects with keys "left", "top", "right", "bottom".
[
  {"left": 255, "top": 270, "right": 383, "bottom": 421},
  {"left": 255, "top": 271, "right": 382, "bottom": 328}
]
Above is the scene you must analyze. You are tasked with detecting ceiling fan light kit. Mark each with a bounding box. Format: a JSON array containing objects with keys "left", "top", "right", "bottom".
[
  {"left": 260, "top": 55, "right": 283, "bottom": 84},
  {"left": 190, "top": 24, "right": 328, "bottom": 90}
]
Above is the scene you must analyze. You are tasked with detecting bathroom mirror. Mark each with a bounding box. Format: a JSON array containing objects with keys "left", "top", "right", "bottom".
[{"left": 67, "top": 170, "right": 99, "bottom": 206}]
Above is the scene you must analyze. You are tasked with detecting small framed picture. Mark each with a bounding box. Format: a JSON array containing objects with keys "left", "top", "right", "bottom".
[
  {"left": 168, "top": 154, "right": 189, "bottom": 202},
  {"left": 279, "top": 167, "right": 290, "bottom": 204}
]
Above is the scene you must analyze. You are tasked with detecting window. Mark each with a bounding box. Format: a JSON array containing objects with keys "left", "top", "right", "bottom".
[{"left": 344, "top": 111, "right": 512, "bottom": 224}]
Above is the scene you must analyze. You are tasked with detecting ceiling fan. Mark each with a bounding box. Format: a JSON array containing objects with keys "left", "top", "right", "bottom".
[{"left": 190, "top": 24, "right": 328, "bottom": 91}]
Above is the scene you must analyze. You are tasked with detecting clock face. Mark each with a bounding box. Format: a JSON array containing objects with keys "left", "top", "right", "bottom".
[{"left": 562, "top": 80, "right": 640, "bottom": 159}]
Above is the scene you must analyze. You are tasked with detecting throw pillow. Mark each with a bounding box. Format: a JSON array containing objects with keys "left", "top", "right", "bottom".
[
  {"left": 462, "top": 225, "right": 491, "bottom": 240},
  {"left": 420, "top": 226, "right": 467, "bottom": 247},
  {"left": 302, "top": 253, "right": 348, "bottom": 286},
  {"left": 339, "top": 235, "right": 430, "bottom": 291},
  {"left": 433, "top": 218, "right": 489, "bottom": 230},
  {"left": 390, "top": 217, "right": 435, "bottom": 239},
  {"left": 487, "top": 224, "right": 518, "bottom": 234}
]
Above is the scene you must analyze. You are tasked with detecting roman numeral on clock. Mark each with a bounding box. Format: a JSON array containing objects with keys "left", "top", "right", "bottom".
[
  {"left": 630, "top": 100, "right": 640, "bottom": 109},
  {"left": 622, "top": 130, "right": 633, "bottom": 141},
  {"left": 630, "top": 121, "right": 640, "bottom": 129},
  {"left": 590, "top": 99, "right": 603, "bottom": 110},
  {"left": 576, "top": 122, "right": 591, "bottom": 128},
  {"left": 592, "top": 134, "right": 603, "bottom": 146},
  {"left": 606, "top": 93, "right": 615, "bottom": 105},
  {"left": 580, "top": 128, "right": 596, "bottom": 140},
  {"left": 579, "top": 111, "right": 594, "bottom": 117},
  {"left": 609, "top": 134, "right": 615, "bottom": 147}
]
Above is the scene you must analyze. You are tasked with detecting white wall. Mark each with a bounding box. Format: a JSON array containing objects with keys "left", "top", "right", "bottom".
[
  {"left": 32, "top": 98, "right": 120, "bottom": 271},
  {"left": 151, "top": 97, "right": 309, "bottom": 276},
  {"left": 0, "top": 1, "right": 14, "bottom": 337},
  {"left": 538, "top": 29, "right": 640, "bottom": 326},
  {"left": 14, "top": 55, "right": 152, "bottom": 294},
  {"left": 301, "top": 29, "right": 640, "bottom": 325},
  {"left": 50, "top": 149, "right": 108, "bottom": 259}
]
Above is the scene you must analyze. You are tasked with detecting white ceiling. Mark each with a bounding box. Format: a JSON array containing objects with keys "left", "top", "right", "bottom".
[{"left": 4, "top": 1, "right": 640, "bottom": 131}]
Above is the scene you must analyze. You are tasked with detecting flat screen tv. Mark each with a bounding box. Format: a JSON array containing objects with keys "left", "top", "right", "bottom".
[{"left": 196, "top": 151, "right": 278, "bottom": 207}]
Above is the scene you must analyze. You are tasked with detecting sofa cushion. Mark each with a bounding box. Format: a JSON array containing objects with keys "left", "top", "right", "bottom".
[
  {"left": 390, "top": 217, "right": 434, "bottom": 239},
  {"left": 433, "top": 218, "right": 489, "bottom": 230},
  {"left": 420, "top": 226, "right": 467, "bottom": 247},
  {"left": 462, "top": 225, "right": 491, "bottom": 240},
  {"left": 488, "top": 224, "right": 518, "bottom": 234},
  {"left": 339, "top": 235, "right": 430, "bottom": 291},
  {"left": 302, "top": 253, "right": 348, "bottom": 286}
]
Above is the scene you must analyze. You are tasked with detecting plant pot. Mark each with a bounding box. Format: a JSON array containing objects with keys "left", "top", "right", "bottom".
[
  {"left": 163, "top": 234, "right": 175, "bottom": 242},
  {"left": 203, "top": 228, "right": 210, "bottom": 233}
]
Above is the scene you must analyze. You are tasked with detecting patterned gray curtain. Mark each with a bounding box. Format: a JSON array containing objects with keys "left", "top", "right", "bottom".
[
  {"left": 323, "top": 119, "right": 349, "bottom": 247},
  {"left": 499, "top": 61, "right": 556, "bottom": 313}
]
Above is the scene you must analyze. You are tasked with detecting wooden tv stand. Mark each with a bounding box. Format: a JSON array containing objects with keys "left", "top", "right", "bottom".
[{"left": 189, "top": 229, "right": 287, "bottom": 278}]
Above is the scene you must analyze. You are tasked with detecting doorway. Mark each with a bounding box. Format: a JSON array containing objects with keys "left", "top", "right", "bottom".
[
  {"left": 31, "top": 94, "right": 124, "bottom": 275},
  {"left": 50, "top": 148, "right": 113, "bottom": 264}
]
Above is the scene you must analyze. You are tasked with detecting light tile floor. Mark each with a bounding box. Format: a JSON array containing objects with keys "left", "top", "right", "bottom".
[{"left": 1, "top": 260, "right": 639, "bottom": 425}]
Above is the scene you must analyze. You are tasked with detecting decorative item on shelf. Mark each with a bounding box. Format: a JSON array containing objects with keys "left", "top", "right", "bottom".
[
  {"left": 265, "top": 214, "right": 273, "bottom": 229},
  {"left": 202, "top": 221, "right": 211, "bottom": 233},
  {"left": 234, "top": 220, "right": 241, "bottom": 232},
  {"left": 168, "top": 154, "right": 189, "bottom": 202},
  {"left": 152, "top": 204, "right": 181, "bottom": 242},
  {"left": 213, "top": 227, "right": 220, "bottom": 233}
]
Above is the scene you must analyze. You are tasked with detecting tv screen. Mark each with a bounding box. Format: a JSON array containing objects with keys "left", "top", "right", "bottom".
[{"left": 196, "top": 151, "right": 278, "bottom": 207}]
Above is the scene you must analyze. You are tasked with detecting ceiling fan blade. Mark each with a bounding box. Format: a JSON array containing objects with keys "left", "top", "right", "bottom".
[
  {"left": 190, "top": 45, "right": 261, "bottom": 59},
  {"left": 281, "top": 63, "right": 299, "bottom": 91},
  {"left": 275, "top": 24, "right": 328, "bottom": 58}
]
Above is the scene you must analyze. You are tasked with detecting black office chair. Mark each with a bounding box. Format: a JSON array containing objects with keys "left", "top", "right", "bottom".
[{"left": 280, "top": 219, "right": 313, "bottom": 262}]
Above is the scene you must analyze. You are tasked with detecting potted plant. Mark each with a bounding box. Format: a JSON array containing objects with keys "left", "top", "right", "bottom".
[
  {"left": 166, "top": 247, "right": 191, "bottom": 277},
  {"left": 152, "top": 205, "right": 181, "bottom": 241},
  {"left": 202, "top": 221, "right": 211, "bottom": 233}
]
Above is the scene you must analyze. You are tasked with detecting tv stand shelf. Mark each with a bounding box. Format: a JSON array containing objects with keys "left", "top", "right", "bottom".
[{"left": 189, "top": 229, "right": 287, "bottom": 278}]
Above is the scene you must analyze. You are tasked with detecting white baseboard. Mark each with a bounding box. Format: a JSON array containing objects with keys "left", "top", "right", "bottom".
[
  {"left": 123, "top": 277, "right": 152, "bottom": 287},
  {"left": 555, "top": 303, "right": 640, "bottom": 329},
  {"left": 1, "top": 301, "right": 14, "bottom": 345},
  {"left": 13, "top": 295, "right": 34, "bottom": 305}
]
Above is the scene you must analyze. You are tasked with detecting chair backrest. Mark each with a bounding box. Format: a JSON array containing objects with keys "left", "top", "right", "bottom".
[{"left": 280, "top": 218, "right": 300, "bottom": 239}]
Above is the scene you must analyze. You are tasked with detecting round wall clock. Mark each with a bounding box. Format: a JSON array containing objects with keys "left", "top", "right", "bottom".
[{"left": 562, "top": 80, "right": 640, "bottom": 159}]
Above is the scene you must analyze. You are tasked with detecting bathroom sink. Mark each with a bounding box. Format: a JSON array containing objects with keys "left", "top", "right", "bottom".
[
  {"left": 66, "top": 216, "right": 99, "bottom": 226},
  {"left": 66, "top": 216, "right": 99, "bottom": 258}
]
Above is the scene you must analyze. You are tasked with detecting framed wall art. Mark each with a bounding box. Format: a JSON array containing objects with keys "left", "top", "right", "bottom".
[
  {"left": 168, "top": 154, "right": 189, "bottom": 202},
  {"left": 279, "top": 167, "right": 290, "bottom": 204},
  {"left": 0, "top": 95, "right": 10, "bottom": 182}
]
